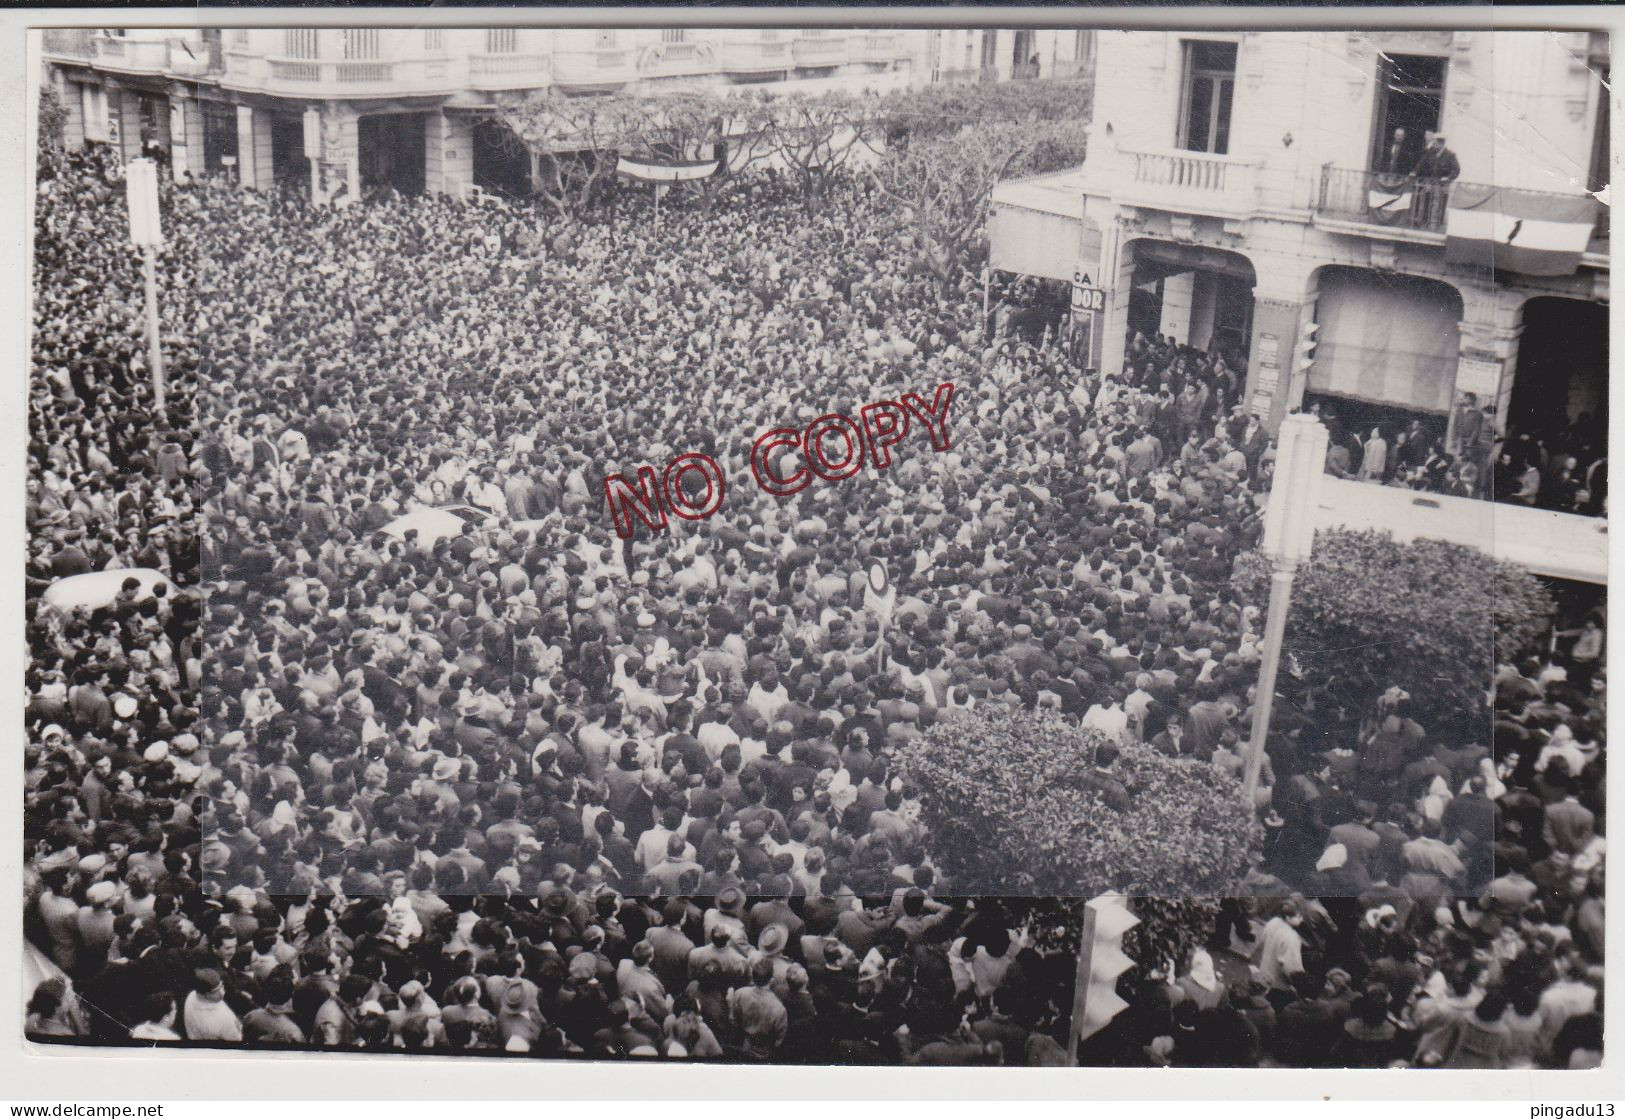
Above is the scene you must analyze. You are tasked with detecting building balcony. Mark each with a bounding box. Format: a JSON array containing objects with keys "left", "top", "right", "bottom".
[
  {"left": 636, "top": 39, "right": 720, "bottom": 80},
  {"left": 553, "top": 47, "right": 638, "bottom": 91},
  {"left": 467, "top": 52, "right": 551, "bottom": 90},
  {"left": 89, "top": 34, "right": 172, "bottom": 74},
  {"left": 222, "top": 53, "right": 462, "bottom": 98},
  {"left": 1316, "top": 165, "right": 1610, "bottom": 266},
  {"left": 41, "top": 28, "right": 97, "bottom": 60},
  {"left": 854, "top": 32, "right": 906, "bottom": 65},
  {"left": 721, "top": 37, "right": 792, "bottom": 74},
  {"left": 933, "top": 66, "right": 997, "bottom": 85},
  {"left": 791, "top": 35, "right": 850, "bottom": 69},
  {"left": 1109, "top": 146, "right": 1261, "bottom": 220}
]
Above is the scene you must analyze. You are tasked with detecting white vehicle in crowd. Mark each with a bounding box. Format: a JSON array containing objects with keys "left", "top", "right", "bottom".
[
  {"left": 42, "top": 568, "right": 173, "bottom": 615},
  {"left": 380, "top": 504, "right": 559, "bottom": 550}
]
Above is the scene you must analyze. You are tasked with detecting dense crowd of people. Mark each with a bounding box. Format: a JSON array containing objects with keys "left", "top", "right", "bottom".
[
  {"left": 24, "top": 138, "right": 1605, "bottom": 1068},
  {"left": 1313, "top": 393, "right": 1607, "bottom": 517}
]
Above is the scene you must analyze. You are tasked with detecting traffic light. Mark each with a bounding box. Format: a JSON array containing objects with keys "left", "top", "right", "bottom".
[
  {"left": 1292, "top": 320, "right": 1320, "bottom": 378},
  {"left": 1069, "top": 893, "right": 1140, "bottom": 1055}
]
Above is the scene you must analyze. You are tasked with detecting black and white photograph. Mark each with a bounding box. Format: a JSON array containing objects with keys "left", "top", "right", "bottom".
[{"left": 16, "top": 16, "right": 1614, "bottom": 1086}]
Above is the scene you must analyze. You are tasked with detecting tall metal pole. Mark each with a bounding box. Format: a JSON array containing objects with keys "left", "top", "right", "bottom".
[
  {"left": 141, "top": 242, "right": 166, "bottom": 416},
  {"left": 1243, "top": 411, "right": 1329, "bottom": 814},
  {"left": 981, "top": 266, "right": 991, "bottom": 338},
  {"left": 1242, "top": 562, "right": 1296, "bottom": 809}
]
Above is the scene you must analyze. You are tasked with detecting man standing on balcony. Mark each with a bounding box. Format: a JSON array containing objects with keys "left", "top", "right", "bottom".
[
  {"left": 1382, "top": 127, "right": 1415, "bottom": 177},
  {"left": 1413, "top": 133, "right": 1461, "bottom": 227}
]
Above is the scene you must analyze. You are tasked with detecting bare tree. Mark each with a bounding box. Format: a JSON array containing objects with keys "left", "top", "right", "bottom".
[
  {"left": 745, "top": 92, "right": 883, "bottom": 211},
  {"left": 866, "top": 118, "right": 1088, "bottom": 283},
  {"left": 489, "top": 92, "right": 650, "bottom": 219}
]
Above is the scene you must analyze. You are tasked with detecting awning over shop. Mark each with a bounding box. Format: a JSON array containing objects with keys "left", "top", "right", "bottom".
[
  {"left": 989, "top": 167, "right": 1100, "bottom": 282},
  {"left": 1308, "top": 268, "right": 1462, "bottom": 415}
]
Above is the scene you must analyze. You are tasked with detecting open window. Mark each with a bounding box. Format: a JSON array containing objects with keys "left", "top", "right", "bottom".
[
  {"left": 979, "top": 30, "right": 999, "bottom": 70},
  {"left": 1012, "top": 29, "right": 1036, "bottom": 72},
  {"left": 1369, "top": 53, "right": 1446, "bottom": 176},
  {"left": 1178, "top": 40, "right": 1237, "bottom": 155}
]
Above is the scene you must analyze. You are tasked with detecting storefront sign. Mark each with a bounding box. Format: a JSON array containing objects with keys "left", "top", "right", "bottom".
[{"left": 1454, "top": 356, "right": 1502, "bottom": 399}]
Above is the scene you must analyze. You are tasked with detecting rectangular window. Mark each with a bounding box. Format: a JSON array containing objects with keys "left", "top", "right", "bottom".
[
  {"left": 1011, "top": 29, "right": 1035, "bottom": 70},
  {"left": 662, "top": 29, "right": 688, "bottom": 44},
  {"left": 1369, "top": 53, "right": 1446, "bottom": 175},
  {"left": 232, "top": 30, "right": 248, "bottom": 48},
  {"left": 1179, "top": 40, "right": 1237, "bottom": 154},
  {"left": 979, "top": 30, "right": 998, "bottom": 69},
  {"left": 425, "top": 29, "right": 444, "bottom": 52},
  {"left": 284, "top": 29, "right": 319, "bottom": 60},
  {"left": 759, "top": 30, "right": 778, "bottom": 43},
  {"left": 486, "top": 29, "right": 518, "bottom": 54},
  {"left": 342, "top": 29, "right": 379, "bottom": 60}
]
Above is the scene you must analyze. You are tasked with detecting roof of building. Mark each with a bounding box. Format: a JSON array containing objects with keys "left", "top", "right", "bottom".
[{"left": 990, "top": 166, "right": 1090, "bottom": 220}]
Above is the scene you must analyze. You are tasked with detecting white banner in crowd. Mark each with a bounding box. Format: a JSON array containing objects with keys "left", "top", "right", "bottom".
[{"left": 614, "top": 156, "right": 720, "bottom": 183}]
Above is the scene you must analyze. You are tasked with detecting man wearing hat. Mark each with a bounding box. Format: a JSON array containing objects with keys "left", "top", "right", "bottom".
[{"left": 1412, "top": 132, "right": 1461, "bottom": 226}]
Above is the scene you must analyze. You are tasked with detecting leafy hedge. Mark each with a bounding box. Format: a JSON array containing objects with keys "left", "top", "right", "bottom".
[
  {"left": 1231, "top": 528, "right": 1555, "bottom": 730},
  {"left": 900, "top": 706, "right": 1258, "bottom": 898}
]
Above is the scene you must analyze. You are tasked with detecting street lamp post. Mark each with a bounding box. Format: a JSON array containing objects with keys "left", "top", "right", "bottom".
[
  {"left": 124, "top": 157, "right": 166, "bottom": 417},
  {"left": 1242, "top": 412, "right": 1329, "bottom": 810},
  {"left": 304, "top": 108, "right": 322, "bottom": 210}
]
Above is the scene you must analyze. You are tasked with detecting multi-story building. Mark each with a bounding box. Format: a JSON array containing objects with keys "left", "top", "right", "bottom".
[
  {"left": 41, "top": 27, "right": 1080, "bottom": 200},
  {"left": 928, "top": 28, "right": 1095, "bottom": 83},
  {"left": 990, "top": 29, "right": 1609, "bottom": 582},
  {"left": 993, "top": 31, "right": 1607, "bottom": 438}
]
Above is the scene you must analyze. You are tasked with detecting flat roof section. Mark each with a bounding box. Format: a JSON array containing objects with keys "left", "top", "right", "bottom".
[
  {"left": 990, "top": 166, "right": 1090, "bottom": 220},
  {"left": 1316, "top": 476, "right": 1608, "bottom": 585}
]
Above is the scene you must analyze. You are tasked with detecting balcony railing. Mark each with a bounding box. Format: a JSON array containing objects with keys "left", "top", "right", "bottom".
[
  {"left": 1317, "top": 166, "right": 1610, "bottom": 260},
  {"left": 637, "top": 39, "right": 719, "bottom": 79},
  {"left": 467, "top": 52, "right": 551, "bottom": 88},
  {"left": 933, "top": 65, "right": 999, "bottom": 85},
  {"left": 791, "top": 35, "right": 850, "bottom": 69},
  {"left": 93, "top": 35, "right": 172, "bottom": 73},
  {"left": 722, "top": 37, "right": 792, "bottom": 73},
  {"left": 553, "top": 47, "right": 637, "bottom": 88},
  {"left": 1123, "top": 147, "right": 1261, "bottom": 217},
  {"left": 1317, "top": 166, "right": 1450, "bottom": 233},
  {"left": 856, "top": 32, "right": 904, "bottom": 63},
  {"left": 223, "top": 53, "right": 462, "bottom": 97}
]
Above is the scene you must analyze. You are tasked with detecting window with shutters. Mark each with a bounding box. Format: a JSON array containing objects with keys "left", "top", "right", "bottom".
[
  {"left": 661, "top": 29, "right": 688, "bottom": 44},
  {"left": 486, "top": 29, "right": 518, "bottom": 54},
  {"left": 342, "top": 29, "right": 380, "bottom": 60},
  {"left": 231, "top": 29, "right": 248, "bottom": 48},
  {"left": 1178, "top": 40, "right": 1238, "bottom": 155},
  {"left": 425, "top": 29, "right": 444, "bottom": 52},
  {"left": 284, "top": 29, "right": 319, "bottom": 60}
]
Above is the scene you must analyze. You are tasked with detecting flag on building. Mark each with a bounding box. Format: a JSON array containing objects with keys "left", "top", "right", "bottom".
[
  {"left": 1444, "top": 184, "right": 1600, "bottom": 277},
  {"left": 1365, "top": 182, "right": 1413, "bottom": 225}
]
